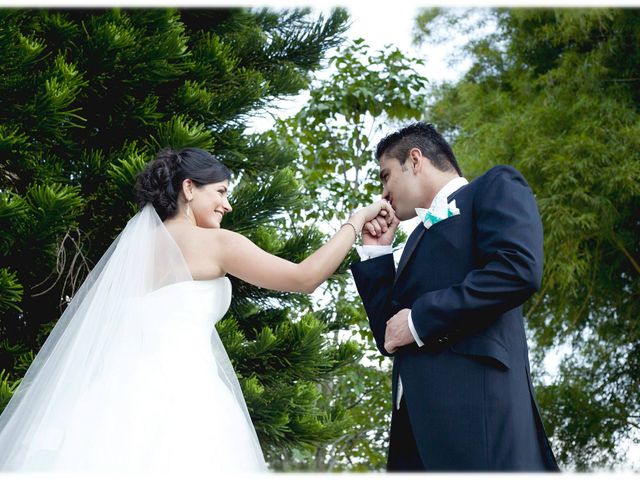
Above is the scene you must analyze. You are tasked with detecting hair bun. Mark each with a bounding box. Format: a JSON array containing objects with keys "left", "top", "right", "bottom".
[{"left": 134, "top": 149, "right": 181, "bottom": 220}]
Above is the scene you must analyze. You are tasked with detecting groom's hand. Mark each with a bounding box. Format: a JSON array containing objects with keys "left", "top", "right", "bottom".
[
  {"left": 363, "top": 209, "right": 400, "bottom": 246},
  {"left": 384, "top": 309, "right": 414, "bottom": 353}
]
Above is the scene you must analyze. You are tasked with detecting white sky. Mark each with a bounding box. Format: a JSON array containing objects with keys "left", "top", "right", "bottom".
[{"left": 246, "top": 4, "right": 476, "bottom": 132}]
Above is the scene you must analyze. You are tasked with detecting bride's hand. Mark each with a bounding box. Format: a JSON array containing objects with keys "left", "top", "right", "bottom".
[
  {"left": 350, "top": 200, "right": 395, "bottom": 232},
  {"left": 352, "top": 200, "right": 394, "bottom": 225}
]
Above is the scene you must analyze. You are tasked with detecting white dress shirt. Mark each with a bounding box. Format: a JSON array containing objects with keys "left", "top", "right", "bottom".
[{"left": 356, "top": 176, "right": 468, "bottom": 410}]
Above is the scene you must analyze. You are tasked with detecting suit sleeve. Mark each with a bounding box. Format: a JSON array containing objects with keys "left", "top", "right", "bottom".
[
  {"left": 411, "top": 166, "right": 544, "bottom": 343},
  {"left": 350, "top": 254, "right": 396, "bottom": 357}
]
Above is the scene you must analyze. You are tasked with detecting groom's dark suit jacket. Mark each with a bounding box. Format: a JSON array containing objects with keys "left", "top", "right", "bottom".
[{"left": 351, "top": 165, "right": 559, "bottom": 471}]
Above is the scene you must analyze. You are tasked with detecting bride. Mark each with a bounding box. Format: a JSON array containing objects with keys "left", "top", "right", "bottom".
[{"left": 0, "top": 147, "right": 394, "bottom": 473}]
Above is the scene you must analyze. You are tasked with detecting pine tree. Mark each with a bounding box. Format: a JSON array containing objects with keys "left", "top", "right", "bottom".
[{"left": 0, "top": 7, "right": 360, "bottom": 465}]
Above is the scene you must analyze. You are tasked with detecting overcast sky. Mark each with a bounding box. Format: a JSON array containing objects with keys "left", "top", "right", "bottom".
[{"left": 247, "top": 4, "right": 478, "bottom": 133}]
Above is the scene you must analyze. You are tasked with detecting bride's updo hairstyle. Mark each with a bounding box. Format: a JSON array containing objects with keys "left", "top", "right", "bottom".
[{"left": 135, "top": 147, "right": 231, "bottom": 221}]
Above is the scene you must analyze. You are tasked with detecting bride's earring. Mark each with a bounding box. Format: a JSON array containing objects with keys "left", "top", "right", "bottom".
[{"left": 185, "top": 200, "right": 191, "bottom": 219}]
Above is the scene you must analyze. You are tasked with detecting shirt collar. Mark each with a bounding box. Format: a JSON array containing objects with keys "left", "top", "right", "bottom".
[{"left": 429, "top": 176, "right": 468, "bottom": 208}]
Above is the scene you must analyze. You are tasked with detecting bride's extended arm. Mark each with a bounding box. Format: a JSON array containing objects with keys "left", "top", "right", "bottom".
[{"left": 214, "top": 201, "right": 393, "bottom": 293}]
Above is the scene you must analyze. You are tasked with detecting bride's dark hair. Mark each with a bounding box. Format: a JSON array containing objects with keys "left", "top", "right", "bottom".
[{"left": 135, "top": 147, "right": 232, "bottom": 220}]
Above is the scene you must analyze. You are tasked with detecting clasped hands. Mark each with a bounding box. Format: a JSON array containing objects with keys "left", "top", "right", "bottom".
[
  {"left": 362, "top": 205, "right": 414, "bottom": 354},
  {"left": 361, "top": 200, "right": 399, "bottom": 245}
]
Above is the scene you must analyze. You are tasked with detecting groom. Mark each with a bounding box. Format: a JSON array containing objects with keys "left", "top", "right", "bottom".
[{"left": 351, "top": 122, "right": 559, "bottom": 471}]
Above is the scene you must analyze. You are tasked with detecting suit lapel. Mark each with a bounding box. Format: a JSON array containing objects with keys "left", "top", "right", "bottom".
[
  {"left": 394, "top": 223, "right": 425, "bottom": 283},
  {"left": 394, "top": 185, "right": 467, "bottom": 284}
]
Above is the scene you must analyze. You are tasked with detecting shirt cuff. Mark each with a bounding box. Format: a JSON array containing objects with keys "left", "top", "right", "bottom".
[
  {"left": 408, "top": 310, "right": 424, "bottom": 347},
  {"left": 355, "top": 244, "right": 393, "bottom": 261}
]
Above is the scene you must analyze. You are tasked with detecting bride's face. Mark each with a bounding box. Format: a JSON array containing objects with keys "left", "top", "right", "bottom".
[{"left": 191, "top": 180, "right": 232, "bottom": 228}]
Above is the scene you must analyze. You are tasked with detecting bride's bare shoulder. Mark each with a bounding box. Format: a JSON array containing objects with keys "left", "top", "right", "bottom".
[
  {"left": 163, "top": 224, "right": 243, "bottom": 278},
  {"left": 165, "top": 223, "right": 245, "bottom": 258},
  {"left": 201, "top": 227, "right": 240, "bottom": 243},
  {"left": 173, "top": 225, "right": 244, "bottom": 258}
]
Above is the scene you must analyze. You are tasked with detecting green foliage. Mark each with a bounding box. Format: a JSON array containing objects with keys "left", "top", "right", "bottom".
[
  {"left": 275, "top": 39, "right": 429, "bottom": 222},
  {"left": 224, "top": 167, "right": 307, "bottom": 235},
  {"left": 0, "top": 269, "right": 23, "bottom": 314},
  {"left": 0, "top": 339, "right": 30, "bottom": 411},
  {"left": 0, "top": 7, "right": 358, "bottom": 467},
  {"left": 314, "top": 293, "right": 394, "bottom": 472},
  {"left": 537, "top": 341, "right": 636, "bottom": 470},
  {"left": 322, "top": 362, "right": 392, "bottom": 471},
  {"left": 416, "top": 7, "right": 640, "bottom": 470},
  {"left": 268, "top": 36, "right": 425, "bottom": 470},
  {"left": 268, "top": 293, "right": 394, "bottom": 471},
  {"left": 0, "top": 369, "right": 20, "bottom": 412},
  {"left": 219, "top": 309, "right": 358, "bottom": 459}
]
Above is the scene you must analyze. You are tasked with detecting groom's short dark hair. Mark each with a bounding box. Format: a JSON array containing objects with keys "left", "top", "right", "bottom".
[{"left": 375, "top": 122, "right": 462, "bottom": 176}]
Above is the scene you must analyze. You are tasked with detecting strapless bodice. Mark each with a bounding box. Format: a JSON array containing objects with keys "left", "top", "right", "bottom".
[{"left": 137, "top": 277, "right": 232, "bottom": 329}]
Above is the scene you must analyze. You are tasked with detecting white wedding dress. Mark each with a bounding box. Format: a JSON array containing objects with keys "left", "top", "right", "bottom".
[{"left": 0, "top": 204, "right": 267, "bottom": 473}]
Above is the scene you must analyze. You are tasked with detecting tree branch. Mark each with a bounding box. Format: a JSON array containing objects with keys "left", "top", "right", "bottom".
[
  {"left": 610, "top": 231, "right": 640, "bottom": 275},
  {"left": 346, "top": 385, "right": 378, "bottom": 410},
  {"left": 526, "top": 281, "right": 549, "bottom": 319},
  {"left": 570, "top": 240, "right": 600, "bottom": 327}
]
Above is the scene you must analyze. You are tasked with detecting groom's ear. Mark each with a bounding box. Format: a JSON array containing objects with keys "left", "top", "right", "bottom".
[{"left": 408, "top": 147, "right": 423, "bottom": 174}]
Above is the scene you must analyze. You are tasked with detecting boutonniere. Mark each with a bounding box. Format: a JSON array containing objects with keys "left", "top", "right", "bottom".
[{"left": 415, "top": 199, "right": 460, "bottom": 230}]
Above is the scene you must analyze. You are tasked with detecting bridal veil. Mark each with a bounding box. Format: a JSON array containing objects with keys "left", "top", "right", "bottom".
[{"left": 0, "top": 203, "right": 261, "bottom": 471}]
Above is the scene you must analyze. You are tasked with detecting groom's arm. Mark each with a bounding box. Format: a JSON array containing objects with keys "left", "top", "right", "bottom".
[
  {"left": 351, "top": 252, "right": 397, "bottom": 357},
  {"left": 410, "top": 165, "right": 544, "bottom": 344}
]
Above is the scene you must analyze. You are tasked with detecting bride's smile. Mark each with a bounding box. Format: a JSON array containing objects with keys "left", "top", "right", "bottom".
[{"left": 180, "top": 180, "right": 232, "bottom": 229}]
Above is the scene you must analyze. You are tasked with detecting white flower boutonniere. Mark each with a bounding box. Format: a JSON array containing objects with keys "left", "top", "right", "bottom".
[{"left": 415, "top": 199, "right": 460, "bottom": 230}]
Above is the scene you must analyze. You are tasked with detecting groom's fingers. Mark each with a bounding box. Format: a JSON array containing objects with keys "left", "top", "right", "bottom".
[
  {"left": 379, "top": 204, "right": 395, "bottom": 226},
  {"left": 384, "top": 335, "right": 398, "bottom": 353},
  {"left": 376, "top": 217, "right": 388, "bottom": 233},
  {"left": 384, "top": 322, "right": 393, "bottom": 352},
  {"left": 370, "top": 218, "right": 383, "bottom": 235},
  {"left": 374, "top": 213, "right": 391, "bottom": 228},
  {"left": 369, "top": 219, "right": 378, "bottom": 236},
  {"left": 364, "top": 221, "right": 377, "bottom": 237}
]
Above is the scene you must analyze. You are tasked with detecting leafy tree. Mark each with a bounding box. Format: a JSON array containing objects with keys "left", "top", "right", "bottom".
[
  {"left": 269, "top": 297, "right": 394, "bottom": 472},
  {"left": 0, "top": 7, "right": 369, "bottom": 466},
  {"left": 415, "top": 7, "right": 640, "bottom": 470},
  {"left": 273, "top": 39, "right": 429, "bottom": 223},
  {"left": 270, "top": 39, "right": 427, "bottom": 470},
  {"left": 313, "top": 352, "right": 392, "bottom": 471}
]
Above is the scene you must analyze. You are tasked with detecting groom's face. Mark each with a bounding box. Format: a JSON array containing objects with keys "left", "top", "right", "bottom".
[{"left": 379, "top": 154, "right": 422, "bottom": 221}]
